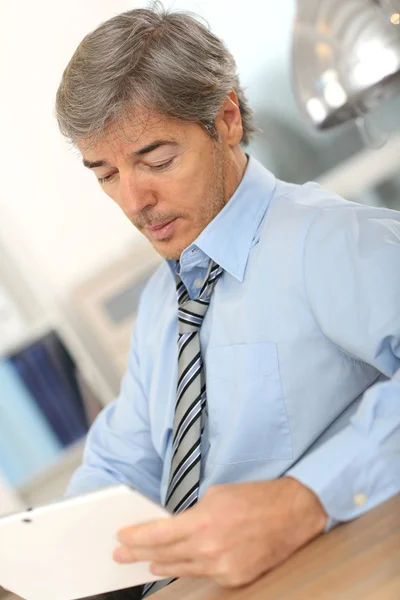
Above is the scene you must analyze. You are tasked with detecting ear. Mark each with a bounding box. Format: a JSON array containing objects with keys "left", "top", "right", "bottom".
[{"left": 215, "top": 90, "right": 243, "bottom": 146}]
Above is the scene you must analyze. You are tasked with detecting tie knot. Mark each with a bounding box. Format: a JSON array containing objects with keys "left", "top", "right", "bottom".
[{"left": 176, "top": 260, "right": 223, "bottom": 334}]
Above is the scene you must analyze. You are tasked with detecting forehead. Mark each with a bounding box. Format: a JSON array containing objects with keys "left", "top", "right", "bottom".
[{"left": 78, "top": 110, "right": 192, "bottom": 160}]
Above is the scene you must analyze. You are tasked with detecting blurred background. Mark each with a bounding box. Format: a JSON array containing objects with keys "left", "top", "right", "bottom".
[{"left": 1, "top": 0, "right": 400, "bottom": 526}]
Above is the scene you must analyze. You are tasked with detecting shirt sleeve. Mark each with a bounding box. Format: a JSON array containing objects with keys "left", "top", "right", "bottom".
[
  {"left": 287, "top": 204, "right": 400, "bottom": 526},
  {"left": 65, "top": 313, "right": 163, "bottom": 503}
]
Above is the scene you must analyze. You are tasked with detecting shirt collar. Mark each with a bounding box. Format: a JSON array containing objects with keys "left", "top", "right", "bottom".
[{"left": 167, "top": 155, "right": 276, "bottom": 282}]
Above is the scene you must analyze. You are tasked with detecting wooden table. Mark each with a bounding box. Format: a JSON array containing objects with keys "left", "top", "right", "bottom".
[{"left": 153, "top": 495, "right": 400, "bottom": 600}]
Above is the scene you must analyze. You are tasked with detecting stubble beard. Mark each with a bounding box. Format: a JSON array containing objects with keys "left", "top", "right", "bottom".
[{"left": 155, "top": 145, "right": 227, "bottom": 261}]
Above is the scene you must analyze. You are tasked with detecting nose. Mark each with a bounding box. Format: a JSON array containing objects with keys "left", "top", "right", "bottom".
[{"left": 119, "top": 173, "right": 157, "bottom": 219}]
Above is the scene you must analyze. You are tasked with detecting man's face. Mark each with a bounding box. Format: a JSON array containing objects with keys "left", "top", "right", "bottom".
[{"left": 78, "top": 111, "right": 231, "bottom": 260}]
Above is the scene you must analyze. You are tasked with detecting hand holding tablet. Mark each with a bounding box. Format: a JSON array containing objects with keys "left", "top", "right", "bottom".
[{"left": 0, "top": 485, "right": 170, "bottom": 600}]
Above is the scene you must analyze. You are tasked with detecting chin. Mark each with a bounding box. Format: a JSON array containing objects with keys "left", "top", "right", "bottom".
[
  {"left": 159, "top": 250, "right": 182, "bottom": 260},
  {"left": 153, "top": 237, "right": 195, "bottom": 261},
  {"left": 150, "top": 241, "right": 183, "bottom": 261}
]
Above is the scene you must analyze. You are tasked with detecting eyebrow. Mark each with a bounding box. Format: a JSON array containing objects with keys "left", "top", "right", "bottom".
[{"left": 82, "top": 140, "right": 179, "bottom": 169}]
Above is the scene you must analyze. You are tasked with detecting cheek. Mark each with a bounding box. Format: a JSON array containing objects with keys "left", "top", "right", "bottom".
[
  {"left": 178, "top": 164, "right": 215, "bottom": 208},
  {"left": 162, "top": 175, "right": 204, "bottom": 214}
]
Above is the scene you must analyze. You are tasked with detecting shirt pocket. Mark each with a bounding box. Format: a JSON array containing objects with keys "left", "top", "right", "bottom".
[{"left": 205, "top": 342, "right": 292, "bottom": 464}]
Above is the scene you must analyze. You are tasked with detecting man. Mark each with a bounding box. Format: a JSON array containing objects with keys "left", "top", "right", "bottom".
[{"left": 56, "top": 4, "right": 400, "bottom": 599}]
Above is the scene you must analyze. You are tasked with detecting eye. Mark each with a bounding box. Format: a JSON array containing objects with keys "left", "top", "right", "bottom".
[
  {"left": 98, "top": 173, "right": 117, "bottom": 184},
  {"left": 150, "top": 158, "right": 174, "bottom": 171}
]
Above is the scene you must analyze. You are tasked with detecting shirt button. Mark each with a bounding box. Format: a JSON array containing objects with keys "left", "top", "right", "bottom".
[
  {"left": 354, "top": 493, "right": 368, "bottom": 507},
  {"left": 194, "top": 278, "right": 203, "bottom": 289}
]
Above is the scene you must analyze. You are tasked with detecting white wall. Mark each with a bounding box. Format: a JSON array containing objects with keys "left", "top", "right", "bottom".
[
  {"left": 0, "top": 0, "right": 297, "bottom": 303},
  {"left": 0, "top": 1, "right": 141, "bottom": 302}
]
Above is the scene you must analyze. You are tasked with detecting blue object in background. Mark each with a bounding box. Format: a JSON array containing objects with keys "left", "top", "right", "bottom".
[
  {"left": 10, "top": 337, "right": 88, "bottom": 448},
  {"left": 0, "top": 359, "right": 63, "bottom": 486},
  {"left": 41, "top": 332, "right": 89, "bottom": 430}
]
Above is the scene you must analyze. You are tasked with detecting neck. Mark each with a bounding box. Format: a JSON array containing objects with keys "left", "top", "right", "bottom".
[
  {"left": 224, "top": 146, "right": 249, "bottom": 204},
  {"left": 235, "top": 146, "right": 249, "bottom": 176}
]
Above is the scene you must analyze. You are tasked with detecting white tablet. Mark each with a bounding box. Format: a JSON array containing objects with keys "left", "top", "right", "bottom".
[{"left": 0, "top": 485, "right": 170, "bottom": 600}]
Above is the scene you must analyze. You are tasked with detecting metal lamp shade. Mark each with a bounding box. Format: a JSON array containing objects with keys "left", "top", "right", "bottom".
[{"left": 292, "top": 0, "right": 400, "bottom": 129}]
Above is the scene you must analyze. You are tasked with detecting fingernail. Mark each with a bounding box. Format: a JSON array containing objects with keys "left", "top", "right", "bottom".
[
  {"left": 113, "top": 547, "right": 135, "bottom": 563},
  {"left": 116, "top": 530, "right": 129, "bottom": 543},
  {"left": 150, "top": 563, "right": 162, "bottom": 575}
]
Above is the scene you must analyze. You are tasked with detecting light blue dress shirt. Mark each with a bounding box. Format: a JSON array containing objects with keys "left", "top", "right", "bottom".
[{"left": 67, "top": 156, "right": 400, "bottom": 525}]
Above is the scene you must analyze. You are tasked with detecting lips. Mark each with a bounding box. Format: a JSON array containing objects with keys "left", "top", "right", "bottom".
[
  {"left": 147, "top": 218, "right": 178, "bottom": 241},
  {"left": 149, "top": 219, "right": 175, "bottom": 232}
]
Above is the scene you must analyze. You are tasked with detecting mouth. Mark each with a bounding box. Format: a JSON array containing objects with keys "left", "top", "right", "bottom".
[{"left": 147, "top": 218, "right": 178, "bottom": 241}]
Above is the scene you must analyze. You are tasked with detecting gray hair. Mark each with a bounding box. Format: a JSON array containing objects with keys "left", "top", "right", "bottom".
[{"left": 55, "top": 2, "right": 256, "bottom": 147}]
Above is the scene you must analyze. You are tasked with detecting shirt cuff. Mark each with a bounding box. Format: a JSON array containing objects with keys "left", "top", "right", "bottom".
[
  {"left": 286, "top": 424, "right": 399, "bottom": 525},
  {"left": 323, "top": 515, "right": 340, "bottom": 533}
]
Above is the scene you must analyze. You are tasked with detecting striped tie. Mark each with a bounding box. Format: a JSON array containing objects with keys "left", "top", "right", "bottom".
[{"left": 142, "top": 260, "right": 223, "bottom": 597}]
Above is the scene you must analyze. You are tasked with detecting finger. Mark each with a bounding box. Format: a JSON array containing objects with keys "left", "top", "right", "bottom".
[
  {"left": 113, "top": 539, "right": 195, "bottom": 565},
  {"left": 117, "top": 505, "right": 201, "bottom": 547},
  {"left": 150, "top": 560, "right": 208, "bottom": 579}
]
